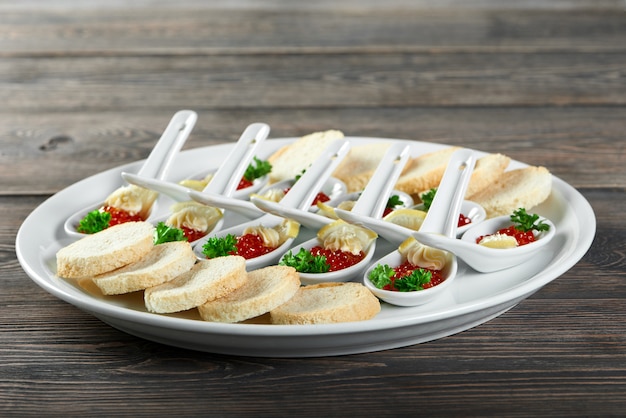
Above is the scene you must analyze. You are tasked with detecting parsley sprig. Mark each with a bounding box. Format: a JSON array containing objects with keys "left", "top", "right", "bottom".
[
  {"left": 243, "top": 157, "right": 272, "bottom": 182},
  {"left": 153, "top": 222, "right": 187, "bottom": 245},
  {"left": 386, "top": 195, "right": 403, "bottom": 211},
  {"left": 279, "top": 248, "right": 330, "bottom": 273},
  {"left": 420, "top": 188, "right": 437, "bottom": 210},
  {"left": 369, "top": 264, "right": 432, "bottom": 292},
  {"left": 202, "top": 234, "right": 237, "bottom": 258},
  {"left": 77, "top": 210, "right": 111, "bottom": 234},
  {"left": 510, "top": 208, "right": 550, "bottom": 232}
]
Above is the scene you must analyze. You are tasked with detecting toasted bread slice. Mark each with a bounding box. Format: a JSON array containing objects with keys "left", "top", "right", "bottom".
[
  {"left": 56, "top": 221, "right": 155, "bottom": 279},
  {"left": 267, "top": 130, "right": 345, "bottom": 183},
  {"left": 332, "top": 142, "right": 406, "bottom": 193},
  {"left": 92, "top": 241, "right": 197, "bottom": 295},
  {"left": 394, "top": 147, "right": 460, "bottom": 196},
  {"left": 144, "top": 256, "right": 247, "bottom": 313},
  {"left": 465, "top": 153, "right": 511, "bottom": 198},
  {"left": 270, "top": 282, "right": 381, "bottom": 325},
  {"left": 198, "top": 265, "right": 301, "bottom": 323},
  {"left": 469, "top": 166, "right": 552, "bottom": 218}
]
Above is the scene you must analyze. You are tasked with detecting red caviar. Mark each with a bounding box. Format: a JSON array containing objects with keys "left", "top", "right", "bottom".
[
  {"left": 384, "top": 260, "right": 444, "bottom": 291},
  {"left": 283, "top": 188, "right": 330, "bottom": 206},
  {"left": 180, "top": 226, "right": 206, "bottom": 243},
  {"left": 102, "top": 205, "right": 144, "bottom": 226},
  {"left": 458, "top": 213, "right": 472, "bottom": 227},
  {"left": 234, "top": 234, "right": 276, "bottom": 259},
  {"left": 237, "top": 178, "right": 254, "bottom": 190},
  {"left": 476, "top": 226, "right": 536, "bottom": 246},
  {"left": 310, "top": 246, "right": 365, "bottom": 271}
]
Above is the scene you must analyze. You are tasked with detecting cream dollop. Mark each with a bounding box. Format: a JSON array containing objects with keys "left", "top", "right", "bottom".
[
  {"left": 399, "top": 237, "right": 450, "bottom": 270},
  {"left": 104, "top": 185, "right": 158, "bottom": 219},
  {"left": 243, "top": 224, "right": 281, "bottom": 247},
  {"left": 317, "top": 220, "right": 377, "bottom": 255},
  {"left": 166, "top": 201, "right": 222, "bottom": 233},
  {"left": 256, "top": 188, "right": 286, "bottom": 203}
]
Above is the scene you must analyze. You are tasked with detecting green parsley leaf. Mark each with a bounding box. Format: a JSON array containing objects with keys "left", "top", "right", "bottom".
[
  {"left": 368, "top": 264, "right": 395, "bottom": 289},
  {"left": 202, "top": 234, "right": 238, "bottom": 258},
  {"left": 77, "top": 209, "right": 111, "bottom": 234},
  {"left": 153, "top": 222, "right": 187, "bottom": 245},
  {"left": 294, "top": 168, "right": 307, "bottom": 182},
  {"left": 510, "top": 208, "right": 550, "bottom": 232},
  {"left": 279, "top": 248, "right": 330, "bottom": 273},
  {"left": 394, "top": 268, "right": 432, "bottom": 292},
  {"left": 386, "top": 195, "right": 403, "bottom": 210},
  {"left": 243, "top": 157, "right": 272, "bottom": 182},
  {"left": 420, "top": 188, "right": 437, "bottom": 210}
]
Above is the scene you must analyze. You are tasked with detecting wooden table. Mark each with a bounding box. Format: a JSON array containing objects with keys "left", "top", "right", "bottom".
[{"left": 2, "top": 1, "right": 625, "bottom": 416}]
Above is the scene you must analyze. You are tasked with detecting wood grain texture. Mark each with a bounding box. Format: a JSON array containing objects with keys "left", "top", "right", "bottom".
[{"left": 1, "top": 1, "right": 625, "bottom": 416}]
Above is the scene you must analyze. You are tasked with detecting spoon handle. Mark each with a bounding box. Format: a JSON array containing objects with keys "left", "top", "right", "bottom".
[
  {"left": 279, "top": 140, "right": 351, "bottom": 210},
  {"left": 137, "top": 110, "right": 197, "bottom": 180},
  {"left": 122, "top": 172, "right": 192, "bottom": 202},
  {"left": 419, "top": 148, "right": 476, "bottom": 237},
  {"left": 202, "top": 123, "right": 270, "bottom": 196},
  {"left": 189, "top": 190, "right": 265, "bottom": 219},
  {"left": 351, "top": 142, "right": 411, "bottom": 217}
]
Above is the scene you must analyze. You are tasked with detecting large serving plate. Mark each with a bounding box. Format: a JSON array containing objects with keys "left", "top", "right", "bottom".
[{"left": 15, "top": 137, "right": 595, "bottom": 357}]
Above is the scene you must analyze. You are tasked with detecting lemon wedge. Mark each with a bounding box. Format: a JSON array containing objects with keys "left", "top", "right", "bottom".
[
  {"left": 317, "top": 219, "right": 377, "bottom": 255},
  {"left": 383, "top": 208, "right": 427, "bottom": 231},
  {"left": 167, "top": 201, "right": 223, "bottom": 233},
  {"left": 477, "top": 233, "right": 518, "bottom": 249},
  {"left": 178, "top": 179, "right": 208, "bottom": 191}
]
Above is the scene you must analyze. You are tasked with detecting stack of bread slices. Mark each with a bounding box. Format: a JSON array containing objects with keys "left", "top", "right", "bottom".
[
  {"left": 56, "top": 222, "right": 381, "bottom": 324},
  {"left": 269, "top": 131, "right": 553, "bottom": 218}
]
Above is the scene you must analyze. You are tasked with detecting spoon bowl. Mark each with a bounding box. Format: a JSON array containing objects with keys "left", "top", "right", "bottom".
[{"left": 413, "top": 213, "right": 556, "bottom": 273}]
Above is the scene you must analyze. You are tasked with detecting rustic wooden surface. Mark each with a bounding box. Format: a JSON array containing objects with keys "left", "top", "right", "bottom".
[{"left": 2, "top": 1, "right": 625, "bottom": 416}]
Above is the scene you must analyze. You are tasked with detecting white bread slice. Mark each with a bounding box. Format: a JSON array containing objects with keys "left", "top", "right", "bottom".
[
  {"left": 270, "top": 282, "right": 381, "bottom": 325},
  {"left": 144, "top": 256, "right": 247, "bottom": 313},
  {"left": 267, "top": 130, "right": 345, "bottom": 183},
  {"left": 465, "top": 153, "right": 511, "bottom": 198},
  {"left": 198, "top": 265, "right": 301, "bottom": 323},
  {"left": 56, "top": 221, "right": 155, "bottom": 279},
  {"left": 394, "top": 147, "right": 460, "bottom": 196},
  {"left": 468, "top": 166, "right": 552, "bottom": 218},
  {"left": 332, "top": 142, "right": 406, "bottom": 193},
  {"left": 92, "top": 241, "right": 197, "bottom": 295}
]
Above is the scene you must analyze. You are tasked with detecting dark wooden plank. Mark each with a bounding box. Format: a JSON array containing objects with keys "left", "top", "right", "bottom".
[
  {"left": 1, "top": 5, "right": 624, "bottom": 54},
  {"left": 1, "top": 107, "right": 624, "bottom": 194},
  {"left": 2, "top": 52, "right": 625, "bottom": 113}
]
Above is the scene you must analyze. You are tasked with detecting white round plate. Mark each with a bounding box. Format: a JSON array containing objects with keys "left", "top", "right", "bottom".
[{"left": 15, "top": 138, "right": 596, "bottom": 358}]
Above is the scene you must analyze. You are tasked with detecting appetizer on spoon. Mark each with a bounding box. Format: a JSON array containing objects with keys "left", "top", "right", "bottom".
[
  {"left": 362, "top": 148, "right": 477, "bottom": 307},
  {"left": 277, "top": 142, "right": 411, "bottom": 285},
  {"left": 191, "top": 140, "right": 351, "bottom": 270},
  {"left": 64, "top": 110, "right": 197, "bottom": 237},
  {"left": 413, "top": 207, "right": 555, "bottom": 273},
  {"left": 123, "top": 123, "right": 271, "bottom": 242}
]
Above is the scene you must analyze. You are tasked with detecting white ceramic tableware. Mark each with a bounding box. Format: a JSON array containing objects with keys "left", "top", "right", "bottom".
[
  {"left": 192, "top": 140, "right": 351, "bottom": 269},
  {"left": 63, "top": 110, "right": 197, "bottom": 237},
  {"left": 363, "top": 148, "right": 476, "bottom": 306},
  {"left": 413, "top": 213, "right": 556, "bottom": 273},
  {"left": 285, "top": 142, "right": 412, "bottom": 285}
]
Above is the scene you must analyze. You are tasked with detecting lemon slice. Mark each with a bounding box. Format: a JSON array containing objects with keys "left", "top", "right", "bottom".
[
  {"left": 277, "top": 219, "right": 300, "bottom": 240},
  {"left": 317, "top": 220, "right": 377, "bottom": 254},
  {"left": 478, "top": 233, "right": 518, "bottom": 249},
  {"left": 244, "top": 219, "right": 300, "bottom": 247},
  {"left": 383, "top": 208, "right": 427, "bottom": 231},
  {"left": 317, "top": 200, "right": 356, "bottom": 219},
  {"left": 167, "top": 201, "right": 223, "bottom": 233},
  {"left": 178, "top": 179, "right": 208, "bottom": 191}
]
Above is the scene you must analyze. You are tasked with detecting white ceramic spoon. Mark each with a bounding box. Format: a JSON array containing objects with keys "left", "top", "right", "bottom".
[
  {"left": 192, "top": 140, "right": 351, "bottom": 270},
  {"left": 250, "top": 189, "right": 413, "bottom": 231},
  {"left": 412, "top": 212, "right": 556, "bottom": 273},
  {"left": 281, "top": 142, "right": 412, "bottom": 285},
  {"left": 256, "top": 177, "right": 347, "bottom": 212},
  {"left": 122, "top": 122, "right": 271, "bottom": 236},
  {"left": 64, "top": 110, "right": 198, "bottom": 237},
  {"left": 362, "top": 148, "right": 477, "bottom": 307}
]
